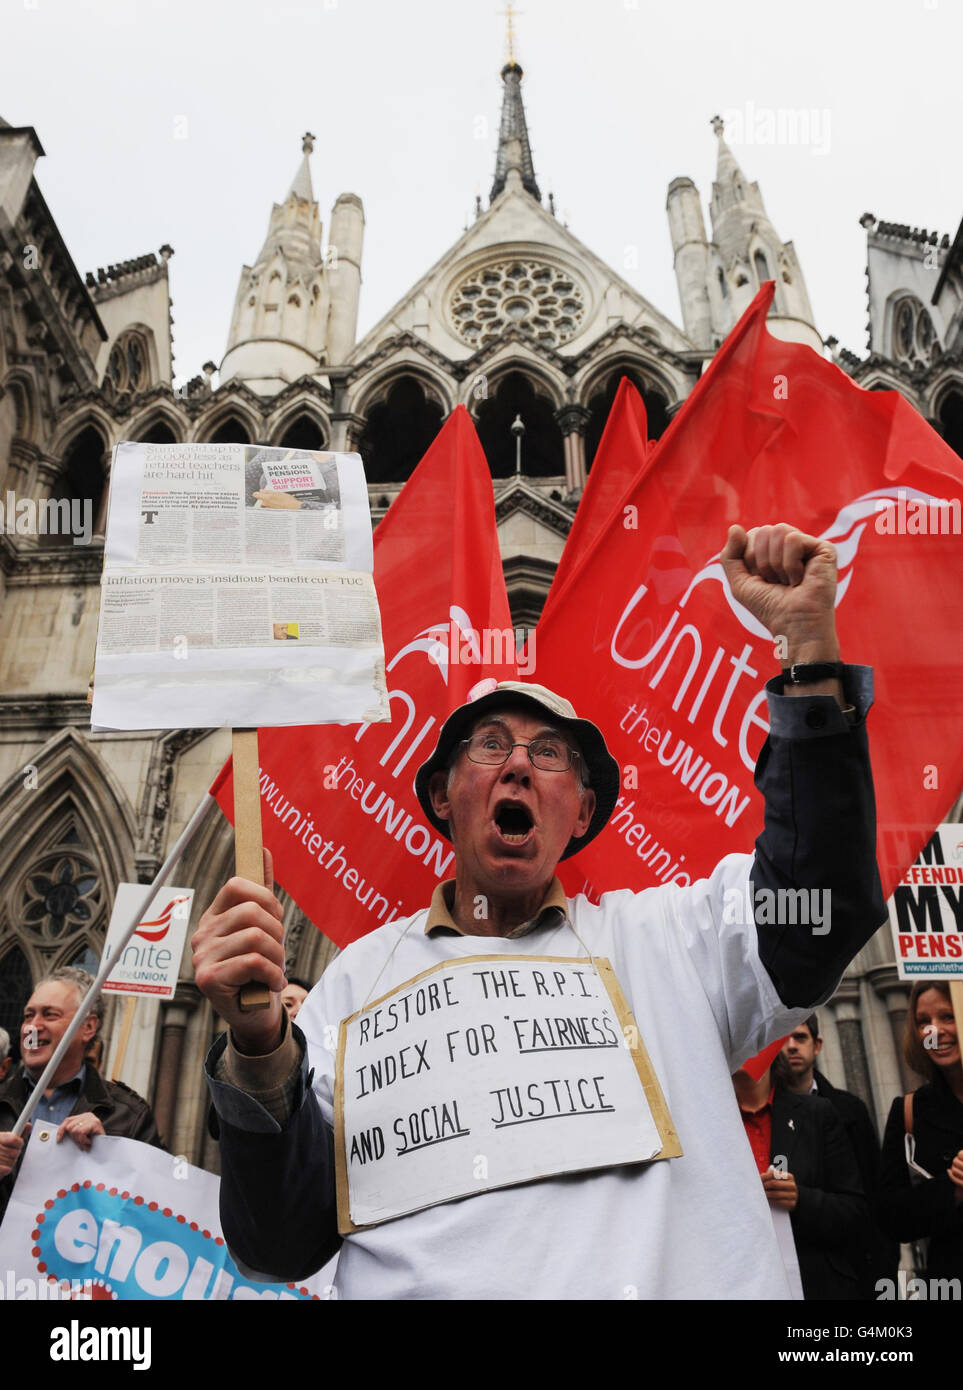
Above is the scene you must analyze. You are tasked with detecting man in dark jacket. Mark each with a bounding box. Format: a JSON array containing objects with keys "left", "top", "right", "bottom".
[
  {"left": 734, "top": 1060, "right": 867, "bottom": 1299},
  {"left": 781, "top": 1014, "right": 899, "bottom": 1294},
  {"left": 0, "top": 968, "right": 165, "bottom": 1222}
]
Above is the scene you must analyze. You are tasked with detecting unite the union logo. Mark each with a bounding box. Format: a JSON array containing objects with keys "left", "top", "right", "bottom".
[{"left": 678, "top": 487, "right": 950, "bottom": 640}]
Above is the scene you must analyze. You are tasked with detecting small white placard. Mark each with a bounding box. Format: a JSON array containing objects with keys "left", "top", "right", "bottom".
[
  {"left": 335, "top": 954, "right": 673, "bottom": 1231},
  {"left": 101, "top": 884, "right": 194, "bottom": 999},
  {"left": 887, "top": 824, "right": 963, "bottom": 980}
]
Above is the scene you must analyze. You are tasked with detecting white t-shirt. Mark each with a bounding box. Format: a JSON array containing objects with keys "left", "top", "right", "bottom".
[{"left": 297, "top": 851, "right": 813, "bottom": 1300}]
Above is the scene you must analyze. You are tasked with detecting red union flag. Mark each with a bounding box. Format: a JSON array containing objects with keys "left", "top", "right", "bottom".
[
  {"left": 534, "top": 283, "right": 963, "bottom": 903},
  {"left": 212, "top": 406, "right": 517, "bottom": 946}
]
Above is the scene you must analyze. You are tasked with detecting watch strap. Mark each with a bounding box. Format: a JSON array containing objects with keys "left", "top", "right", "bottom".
[{"left": 782, "top": 661, "right": 844, "bottom": 685}]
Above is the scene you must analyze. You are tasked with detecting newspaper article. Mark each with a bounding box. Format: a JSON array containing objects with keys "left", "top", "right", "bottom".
[{"left": 92, "top": 442, "right": 388, "bottom": 730}]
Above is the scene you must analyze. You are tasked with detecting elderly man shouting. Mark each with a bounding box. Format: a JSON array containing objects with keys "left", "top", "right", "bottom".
[{"left": 193, "top": 522, "right": 886, "bottom": 1299}]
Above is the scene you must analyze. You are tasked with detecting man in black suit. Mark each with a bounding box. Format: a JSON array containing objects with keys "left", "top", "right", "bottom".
[
  {"left": 781, "top": 1015, "right": 898, "bottom": 1295},
  {"left": 734, "top": 1059, "right": 866, "bottom": 1300}
]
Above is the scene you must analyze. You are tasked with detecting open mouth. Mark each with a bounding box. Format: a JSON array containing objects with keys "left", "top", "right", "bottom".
[{"left": 494, "top": 802, "right": 534, "bottom": 845}]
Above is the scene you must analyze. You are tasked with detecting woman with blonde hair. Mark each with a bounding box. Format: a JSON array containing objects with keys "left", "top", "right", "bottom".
[{"left": 877, "top": 981, "right": 963, "bottom": 1281}]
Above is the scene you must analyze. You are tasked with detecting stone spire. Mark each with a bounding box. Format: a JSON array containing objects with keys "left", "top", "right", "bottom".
[
  {"left": 705, "top": 115, "right": 820, "bottom": 351},
  {"left": 709, "top": 114, "right": 766, "bottom": 244},
  {"left": 221, "top": 133, "right": 327, "bottom": 392},
  {"left": 490, "top": 26, "right": 540, "bottom": 204},
  {"left": 710, "top": 114, "right": 746, "bottom": 193},
  {"left": 288, "top": 131, "right": 316, "bottom": 202}
]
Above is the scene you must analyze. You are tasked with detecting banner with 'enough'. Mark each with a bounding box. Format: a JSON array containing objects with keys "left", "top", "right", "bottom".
[{"left": 0, "top": 1125, "right": 337, "bottom": 1301}]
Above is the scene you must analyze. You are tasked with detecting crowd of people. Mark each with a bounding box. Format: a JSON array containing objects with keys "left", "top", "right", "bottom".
[
  {"left": 1, "top": 524, "right": 961, "bottom": 1297},
  {"left": 0, "top": 966, "right": 961, "bottom": 1295},
  {"left": 733, "top": 984, "right": 963, "bottom": 1297}
]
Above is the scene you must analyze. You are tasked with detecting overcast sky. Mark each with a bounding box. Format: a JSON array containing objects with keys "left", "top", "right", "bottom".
[{"left": 3, "top": 0, "right": 959, "bottom": 385}]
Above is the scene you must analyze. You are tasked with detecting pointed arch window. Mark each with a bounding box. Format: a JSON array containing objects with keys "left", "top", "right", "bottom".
[
  {"left": 937, "top": 388, "right": 963, "bottom": 460},
  {"left": 754, "top": 250, "right": 771, "bottom": 285},
  {"left": 474, "top": 372, "right": 564, "bottom": 478},
  {"left": 357, "top": 377, "right": 444, "bottom": 483},
  {"left": 136, "top": 420, "right": 178, "bottom": 445},
  {"left": 209, "top": 417, "right": 253, "bottom": 445},
  {"left": 584, "top": 368, "right": 669, "bottom": 470},
  {"left": 717, "top": 267, "right": 728, "bottom": 299},
  {"left": 277, "top": 414, "right": 326, "bottom": 451},
  {"left": 0, "top": 742, "right": 131, "bottom": 1016},
  {"left": 45, "top": 425, "right": 107, "bottom": 547}
]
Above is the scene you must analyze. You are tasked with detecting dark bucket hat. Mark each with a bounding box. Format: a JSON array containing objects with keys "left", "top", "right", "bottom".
[{"left": 414, "top": 679, "right": 621, "bottom": 860}]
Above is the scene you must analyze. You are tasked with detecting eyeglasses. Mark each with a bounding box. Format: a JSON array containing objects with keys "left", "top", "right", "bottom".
[{"left": 460, "top": 731, "right": 581, "bottom": 772}]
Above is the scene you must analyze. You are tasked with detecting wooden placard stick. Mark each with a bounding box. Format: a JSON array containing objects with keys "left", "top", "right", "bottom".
[
  {"left": 111, "top": 996, "right": 137, "bottom": 1081},
  {"left": 233, "top": 728, "right": 271, "bottom": 1011}
]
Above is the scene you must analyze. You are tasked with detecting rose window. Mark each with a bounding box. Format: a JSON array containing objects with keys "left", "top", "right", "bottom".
[
  {"left": 449, "top": 261, "right": 586, "bottom": 349},
  {"left": 21, "top": 851, "right": 102, "bottom": 942}
]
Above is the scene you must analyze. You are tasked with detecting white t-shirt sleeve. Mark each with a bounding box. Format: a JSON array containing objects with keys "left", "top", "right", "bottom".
[{"left": 662, "top": 852, "right": 809, "bottom": 1071}]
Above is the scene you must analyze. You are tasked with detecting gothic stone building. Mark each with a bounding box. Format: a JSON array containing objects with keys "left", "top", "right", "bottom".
[{"left": 1, "top": 65, "right": 961, "bottom": 1169}]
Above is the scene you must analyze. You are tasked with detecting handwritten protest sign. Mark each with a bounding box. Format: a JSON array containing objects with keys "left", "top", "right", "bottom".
[
  {"left": 887, "top": 824, "right": 963, "bottom": 980},
  {"left": 335, "top": 955, "right": 680, "bottom": 1231}
]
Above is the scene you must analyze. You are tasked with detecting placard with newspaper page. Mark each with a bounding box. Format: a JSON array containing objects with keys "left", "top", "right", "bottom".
[{"left": 91, "top": 442, "right": 388, "bottom": 731}]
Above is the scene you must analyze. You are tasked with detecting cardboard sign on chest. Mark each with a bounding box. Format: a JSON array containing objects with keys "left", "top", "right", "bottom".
[{"left": 334, "top": 954, "right": 681, "bottom": 1231}]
